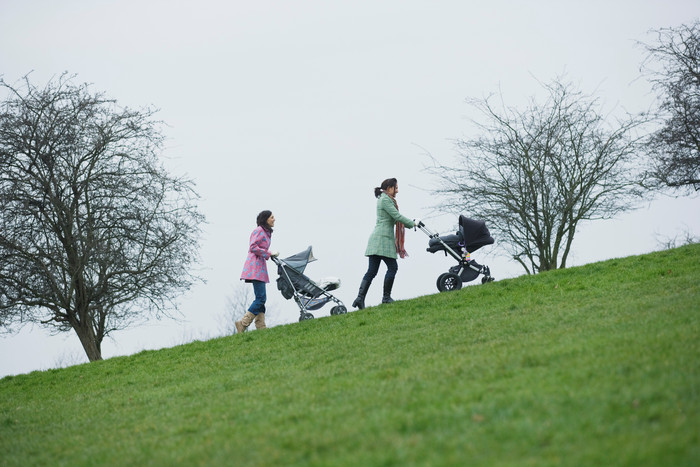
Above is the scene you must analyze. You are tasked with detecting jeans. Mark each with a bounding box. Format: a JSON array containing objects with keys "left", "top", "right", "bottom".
[
  {"left": 248, "top": 280, "right": 267, "bottom": 315},
  {"left": 362, "top": 255, "right": 398, "bottom": 281}
]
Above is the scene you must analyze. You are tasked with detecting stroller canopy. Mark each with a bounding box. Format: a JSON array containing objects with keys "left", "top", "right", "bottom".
[
  {"left": 279, "top": 246, "right": 316, "bottom": 274},
  {"left": 459, "top": 215, "right": 494, "bottom": 253},
  {"left": 427, "top": 215, "right": 495, "bottom": 254}
]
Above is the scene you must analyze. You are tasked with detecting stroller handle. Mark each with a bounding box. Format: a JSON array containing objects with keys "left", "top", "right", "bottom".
[{"left": 416, "top": 221, "right": 440, "bottom": 239}]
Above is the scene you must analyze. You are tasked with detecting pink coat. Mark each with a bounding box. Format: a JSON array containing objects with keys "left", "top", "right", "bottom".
[{"left": 240, "top": 226, "right": 272, "bottom": 283}]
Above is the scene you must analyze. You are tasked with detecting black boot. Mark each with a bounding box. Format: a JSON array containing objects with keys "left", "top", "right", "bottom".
[
  {"left": 382, "top": 278, "right": 395, "bottom": 304},
  {"left": 352, "top": 279, "right": 371, "bottom": 309}
]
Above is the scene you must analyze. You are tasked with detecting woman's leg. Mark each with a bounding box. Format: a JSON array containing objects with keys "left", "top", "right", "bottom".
[
  {"left": 382, "top": 258, "right": 398, "bottom": 280},
  {"left": 353, "top": 256, "right": 380, "bottom": 309},
  {"left": 362, "top": 255, "right": 382, "bottom": 282},
  {"left": 381, "top": 258, "right": 398, "bottom": 304},
  {"left": 248, "top": 280, "right": 267, "bottom": 314},
  {"left": 251, "top": 281, "right": 267, "bottom": 329},
  {"left": 236, "top": 281, "right": 266, "bottom": 333}
]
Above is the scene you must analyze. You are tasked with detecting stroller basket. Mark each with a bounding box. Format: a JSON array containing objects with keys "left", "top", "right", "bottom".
[
  {"left": 418, "top": 215, "right": 495, "bottom": 292},
  {"left": 278, "top": 266, "right": 326, "bottom": 299}
]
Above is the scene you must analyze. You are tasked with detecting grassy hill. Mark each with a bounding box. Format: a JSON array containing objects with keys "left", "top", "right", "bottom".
[{"left": 1, "top": 244, "right": 699, "bottom": 466}]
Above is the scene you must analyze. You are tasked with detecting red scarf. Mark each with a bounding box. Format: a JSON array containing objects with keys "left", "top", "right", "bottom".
[{"left": 385, "top": 192, "right": 408, "bottom": 258}]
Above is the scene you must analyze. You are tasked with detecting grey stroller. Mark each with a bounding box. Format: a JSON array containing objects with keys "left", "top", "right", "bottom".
[
  {"left": 417, "top": 216, "right": 495, "bottom": 291},
  {"left": 273, "top": 246, "right": 347, "bottom": 321}
]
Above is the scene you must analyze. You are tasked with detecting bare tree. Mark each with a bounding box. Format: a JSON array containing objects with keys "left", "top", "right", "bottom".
[
  {"left": 220, "top": 284, "right": 253, "bottom": 334},
  {"left": 640, "top": 20, "right": 700, "bottom": 191},
  {"left": 221, "top": 283, "right": 280, "bottom": 333},
  {"left": 429, "top": 78, "right": 647, "bottom": 274},
  {"left": 655, "top": 227, "right": 699, "bottom": 250},
  {"left": 0, "top": 73, "right": 204, "bottom": 361}
]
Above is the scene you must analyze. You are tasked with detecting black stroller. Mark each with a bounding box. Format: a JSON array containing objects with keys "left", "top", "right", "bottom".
[
  {"left": 417, "top": 215, "right": 495, "bottom": 291},
  {"left": 273, "top": 246, "right": 347, "bottom": 321}
]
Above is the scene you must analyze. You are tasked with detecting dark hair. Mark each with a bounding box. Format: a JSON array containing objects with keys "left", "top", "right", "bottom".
[
  {"left": 256, "top": 210, "right": 273, "bottom": 232},
  {"left": 374, "top": 178, "right": 398, "bottom": 198}
]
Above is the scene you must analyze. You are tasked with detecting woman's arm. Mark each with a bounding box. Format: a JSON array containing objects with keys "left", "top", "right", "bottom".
[
  {"left": 380, "top": 195, "right": 415, "bottom": 228},
  {"left": 249, "top": 228, "right": 271, "bottom": 259}
]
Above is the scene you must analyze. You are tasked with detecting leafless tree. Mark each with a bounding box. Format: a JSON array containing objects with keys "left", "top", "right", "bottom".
[
  {"left": 0, "top": 73, "right": 204, "bottom": 361},
  {"left": 220, "top": 284, "right": 253, "bottom": 334},
  {"left": 429, "top": 78, "right": 647, "bottom": 274},
  {"left": 655, "top": 227, "right": 699, "bottom": 250},
  {"left": 640, "top": 20, "right": 700, "bottom": 191},
  {"left": 220, "top": 283, "right": 282, "bottom": 333}
]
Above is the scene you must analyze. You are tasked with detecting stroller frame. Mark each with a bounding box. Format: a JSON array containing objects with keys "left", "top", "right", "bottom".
[
  {"left": 417, "top": 220, "right": 495, "bottom": 291},
  {"left": 272, "top": 249, "right": 347, "bottom": 321}
]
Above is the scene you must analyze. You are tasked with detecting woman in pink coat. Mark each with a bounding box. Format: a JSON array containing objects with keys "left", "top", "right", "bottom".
[{"left": 236, "top": 210, "right": 278, "bottom": 333}]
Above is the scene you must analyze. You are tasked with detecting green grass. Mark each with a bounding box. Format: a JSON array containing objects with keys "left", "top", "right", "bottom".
[{"left": 1, "top": 244, "right": 699, "bottom": 466}]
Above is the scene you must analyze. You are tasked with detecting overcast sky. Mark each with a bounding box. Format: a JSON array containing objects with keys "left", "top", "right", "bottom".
[{"left": 2, "top": 0, "right": 699, "bottom": 377}]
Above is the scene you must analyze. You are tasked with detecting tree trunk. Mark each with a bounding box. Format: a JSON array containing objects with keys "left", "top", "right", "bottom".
[{"left": 72, "top": 318, "right": 103, "bottom": 362}]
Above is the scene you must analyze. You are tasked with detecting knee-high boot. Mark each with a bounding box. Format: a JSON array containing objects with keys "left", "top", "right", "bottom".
[
  {"left": 254, "top": 312, "right": 267, "bottom": 330},
  {"left": 382, "top": 278, "right": 395, "bottom": 304},
  {"left": 352, "top": 279, "right": 372, "bottom": 310},
  {"left": 235, "top": 311, "right": 255, "bottom": 334}
]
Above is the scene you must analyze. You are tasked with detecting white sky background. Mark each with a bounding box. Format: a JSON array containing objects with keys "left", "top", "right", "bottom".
[{"left": 1, "top": 0, "right": 699, "bottom": 377}]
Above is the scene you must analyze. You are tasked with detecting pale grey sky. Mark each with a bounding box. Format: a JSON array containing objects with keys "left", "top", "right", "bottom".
[{"left": 1, "top": 0, "right": 699, "bottom": 376}]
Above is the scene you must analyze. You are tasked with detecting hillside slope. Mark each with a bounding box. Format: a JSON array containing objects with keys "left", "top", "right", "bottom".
[{"left": 1, "top": 244, "right": 699, "bottom": 466}]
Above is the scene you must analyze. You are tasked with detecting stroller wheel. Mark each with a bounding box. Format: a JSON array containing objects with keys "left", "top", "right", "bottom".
[
  {"left": 299, "top": 312, "right": 314, "bottom": 322},
  {"left": 438, "top": 272, "right": 462, "bottom": 292},
  {"left": 330, "top": 305, "right": 347, "bottom": 315},
  {"left": 436, "top": 273, "right": 448, "bottom": 291}
]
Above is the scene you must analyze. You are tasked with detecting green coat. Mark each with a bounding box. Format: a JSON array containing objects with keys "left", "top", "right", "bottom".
[{"left": 364, "top": 193, "right": 415, "bottom": 259}]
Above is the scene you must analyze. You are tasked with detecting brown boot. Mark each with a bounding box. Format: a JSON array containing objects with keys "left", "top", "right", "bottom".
[
  {"left": 235, "top": 312, "right": 255, "bottom": 334},
  {"left": 254, "top": 313, "right": 267, "bottom": 330}
]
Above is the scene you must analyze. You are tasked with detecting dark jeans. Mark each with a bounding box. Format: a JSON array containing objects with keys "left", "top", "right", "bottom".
[
  {"left": 248, "top": 280, "right": 267, "bottom": 315},
  {"left": 362, "top": 255, "right": 398, "bottom": 282}
]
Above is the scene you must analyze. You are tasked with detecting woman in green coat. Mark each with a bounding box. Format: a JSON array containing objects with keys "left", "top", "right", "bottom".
[{"left": 352, "top": 178, "right": 416, "bottom": 309}]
